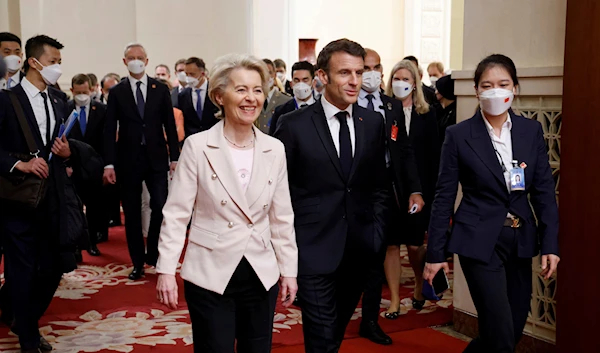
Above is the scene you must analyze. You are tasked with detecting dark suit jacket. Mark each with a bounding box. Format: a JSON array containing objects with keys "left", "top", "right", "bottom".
[
  {"left": 268, "top": 98, "right": 297, "bottom": 136},
  {"left": 274, "top": 102, "right": 390, "bottom": 275},
  {"left": 422, "top": 84, "right": 437, "bottom": 106},
  {"left": 176, "top": 86, "right": 220, "bottom": 139},
  {"left": 170, "top": 87, "right": 180, "bottom": 107},
  {"left": 380, "top": 95, "right": 422, "bottom": 200},
  {"left": 67, "top": 100, "right": 107, "bottom": 156},
  {"left": 427, "top": 110, "right": 559, "bottom": 264},
  {"left": 284, "top": 80, "right": 293, "bottom": 96},
  {"left": 103, "top": 76, "right": 179, "bottom": 172}
]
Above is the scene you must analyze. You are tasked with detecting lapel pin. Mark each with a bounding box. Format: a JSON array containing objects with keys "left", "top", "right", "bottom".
[
  {"left": 92, "top": 106, "right": 97, "bottom": 110},
  {"left": 387, "top": 102, "right": 392, "bottom": 111},
  {"left": 520, "top": 162, "right": 527, "bottom": 169},
  {"left": 359, "top": 117, "right": 363, "bottom": 122},
  {"left": 53, "top": 99, "right": 57, "bottom": 103},
  {"left": 152, "top": 84, "right": 156, "bottom": 88}
]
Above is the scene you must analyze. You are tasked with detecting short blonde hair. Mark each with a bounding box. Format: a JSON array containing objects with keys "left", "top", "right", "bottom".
[
  {"left": 208, "top": 54, "right": 270, "bottom": 118},
  {"left": 428, "top": 61, "right": 444, "bottom": 74},
  {"left": 386, "top": 60, "right": 430, "bottom": 115}
]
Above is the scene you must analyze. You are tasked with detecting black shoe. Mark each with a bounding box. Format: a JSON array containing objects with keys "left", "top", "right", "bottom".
[
  {"left": 108, "top": 219, "right": 121, "bottom": 228},
  {"left": 21, "top": 349, "right": 41, "bottom": 353},
  {"left": 96, "top": 232, "right": 108, "bottom": 243},
  {"left": 412, "top": 297, "right": 426, "bottom": 310},
  {"left": 128, "top": 267, "right": 145, "bottom": 280},
  {"left": 74, "top": 249, "right": 83, "bottom": 263},
  {"left": 87, "top": 244, "right": 101, "bottom": 256},
  {"left": 359, "top": 320, "right": 392, "bottom": 345},
  {"left": 39, "top": 337, "right": 52, "bottom": 352}
]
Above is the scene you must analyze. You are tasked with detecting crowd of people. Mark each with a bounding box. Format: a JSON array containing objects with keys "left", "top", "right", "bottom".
[{"left": 0, "top": 31, "right": 559, "bottom": 353}]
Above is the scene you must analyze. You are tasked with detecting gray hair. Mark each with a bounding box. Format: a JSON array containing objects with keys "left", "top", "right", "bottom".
[
  {"left": 208, "top": 54, "right": 270, "bottom": 118},
  {"left": 123, "top": 42, "right": 147, "bottom": 57}
]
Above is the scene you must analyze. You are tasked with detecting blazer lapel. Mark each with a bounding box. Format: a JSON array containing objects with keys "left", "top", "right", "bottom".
[
  {"left": 13, "top": 85, "right": 45, "bottom": 150},
  {"left": 86, "top": 103, "right": 101, "bottom": 139},
  {"left": 145, "top": 78, "right": 158, "bottom": 118},
  {"left": 203, "top": 121, "right": 253, "bottom": 221},
  {"left": 245, "top": 130, "right": 276, "bottom": 208},
  {"left": 510, "top": 113, "right": 534, "bottom": 197},
  {"left": 310, "top": 103, "right": 345, "bottom": 181},
  {"left": 48, "top": 92, "right": 63, "bottom": 139},
  {"left": 466, "top": 112, "right": 508, "bottom": 192},
  {"left": 348, "top": 104, "right": 365, "bottom": 182}
]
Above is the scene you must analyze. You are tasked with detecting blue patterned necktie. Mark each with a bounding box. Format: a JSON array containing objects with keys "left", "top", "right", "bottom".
[
  {"left": 79, "top": 106, "right": 87, "bottom": 135},
  {"left": 136, "top": 81, "right": 145, "bottom": 118},
  {"left": 195, "top": 89, "right": 203, "bottom": 121},
  {"left": 366, "top": 94, "right": 375, "bottom": 111}
]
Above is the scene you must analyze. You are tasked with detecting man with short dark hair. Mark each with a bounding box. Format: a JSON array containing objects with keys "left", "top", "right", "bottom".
[
  {"left": 100, "top": 73, "right": 119, "bottom": 104},
  {"left": 258, "top": 58, "right": 291, "bottom": 133},
  {"left": 171, "top": 58, "right": 186, "bottom": 106},
  {"left": 269, "top": 61, "right": 315, "bottom": 135},
  {"left": 176, "top": 56, "right": 219, "bottom": 139},
  {"left": 274, "top": 58, "right": 293, "bottom": 95},
  {"left": 154, "top": 64, "right": 170, "bottom": 81},
  {"left": 86, "top": 73, "right": 102, "bottom": 102},
  {"left": 102, "top": 42, "right": 179, "bottom": 280},
  {"left": 0, "top": 34, "right": 72, "bottom": 353},
  {"left": 0, "top": 32, "right": 24, "bottom": 90},
  {"left": 68, "top": 73, "right": 108, "bottom": 256},
  {"left": 274, "top": 39, "right": 390, "bottom": 353}
]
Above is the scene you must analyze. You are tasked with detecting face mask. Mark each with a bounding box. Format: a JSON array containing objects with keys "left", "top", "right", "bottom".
[
  {"left": 33, "top": 58, "right": 62, "bottom": 85},
  {"left": 186, "top": 76, "right": 199, "bottom": 88},
  {"left": 127, "top": 59, "right": 146, "bottom": 75},
  {"left": 276, "top": 72, "right": 286, "bottom": 83},
  {"left": 314, "top": 77, "right": 324, "bottom": 89},
  {"left": 176, "top": 71, "right": 187, "bottom": 83},
  {"left": 479, "top": 88, "right": 514, "bottom": 116},
  {"left": 392, "top": 80, "right": 413, "bottom": 99},
  {"left": 268, "top": 77, "right": 274, "bottom": 88},
  {"left": 293, "top": 82, "right": 312, "bottom": 100},
  {"left": 430, "top": 76, "right": 439, "bottom": 87},
  {"left": 74, "top": 94, "right": 91, "bottom": 107},
  {"left": 361, "top": 71, "right": 382, "bottom": 93},
  {"left": 4, "top": 55, "right": 22, "bottom": 72},
  {"left": 90, "top": 91, "right": 100, "bottom": 100}
]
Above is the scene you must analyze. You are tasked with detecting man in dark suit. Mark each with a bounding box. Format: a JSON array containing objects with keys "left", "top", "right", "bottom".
[
  {"left": 68, "top": 73, "right": 107, "bottom": 256},
  {"left": 403, "top": 55, "right": 437, "bottom": 105},
  {"left": 356, "top": 48, "right": 425, "bottom": 345},
  {"left": 103, "top": 42, "right": 180, "bottom": 280},
  {"left": 0, "top": 32, "right": 25, "bottom": 90},
  {"left": 175, "top": 57, "right": 219, "bottom": 139},
  {"left": 0, "top": 34, "right": 70, "bottom": 353},
  {"left": 268, "top": 61, "right": 316, "bottom": 135},
  {"left": 171, "top": 58, "right": 186, "bottom": 107},
  {"left": 274, "top": 39, "right": 390, "bottom": 353}
]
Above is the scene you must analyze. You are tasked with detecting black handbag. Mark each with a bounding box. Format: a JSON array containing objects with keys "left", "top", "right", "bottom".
[{"left": 0, "top": 90, "right": 48, "bottom": 209}]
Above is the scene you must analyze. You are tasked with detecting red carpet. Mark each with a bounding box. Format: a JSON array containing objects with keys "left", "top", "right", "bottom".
[{"left": 0, "top": 221, "right": 454, "bottom": 352}]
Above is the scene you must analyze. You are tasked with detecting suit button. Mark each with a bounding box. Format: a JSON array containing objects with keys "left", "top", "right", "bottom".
[
  {"left": 142, "top": 124, "right": 146, "bottom": 128},
  {"left": 263, "top": 204, "right": 268, "bottom": 209},
  {"left": 347, "top": 188, "right": 351, "bottom": 193},
  {"left": 247, "top": 224, "right": 253, "bottom": 229},
  {"left": 342, "top": 214, "right": 346, "bottom": 219},
  {"left": 268, "top": 179, "right": 273, "bottom": 185},
  {"left": 228, "top": 222, "right": 234, "bottom": 228},
  {"left": 212, "top": 174, "right": 217, "bottom": 180},
  {"left": 221, "top": 200, "right": 227, "bottom": 205}
]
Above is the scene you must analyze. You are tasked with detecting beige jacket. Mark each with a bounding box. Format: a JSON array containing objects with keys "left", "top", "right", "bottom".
[{"left": 156, "top": 120, "right": 298, "bottom": 294}]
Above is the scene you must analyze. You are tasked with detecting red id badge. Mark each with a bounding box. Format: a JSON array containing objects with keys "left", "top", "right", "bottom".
[{"left": 391, "top": 122, "right": 399, "bottom": 141}]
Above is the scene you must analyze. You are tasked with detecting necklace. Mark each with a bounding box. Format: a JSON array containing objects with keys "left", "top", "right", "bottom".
[{"left": 224, "top": 133, "right": 255, "bottom": 148}]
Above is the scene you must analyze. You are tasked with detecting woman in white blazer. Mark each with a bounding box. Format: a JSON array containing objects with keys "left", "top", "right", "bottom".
[{"left": 155, "top": 53, "right": 298, "bottom": 353}]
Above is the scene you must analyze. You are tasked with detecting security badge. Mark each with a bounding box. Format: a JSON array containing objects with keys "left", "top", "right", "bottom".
[
  {"left": 391, "top": 120, "right": 399, "bottom": 141},
  {"left": 510, "top": 160, "right": 526, "bottom": 191}
]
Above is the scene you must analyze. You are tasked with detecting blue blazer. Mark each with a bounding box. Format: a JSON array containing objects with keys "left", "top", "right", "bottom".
[{"left": 427, "top": 110, "right": 559, "bottom": 264}]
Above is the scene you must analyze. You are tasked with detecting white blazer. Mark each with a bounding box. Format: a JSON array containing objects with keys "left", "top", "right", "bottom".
[{"left": 156, "top": 120, "right": 298, "bottom": 294}]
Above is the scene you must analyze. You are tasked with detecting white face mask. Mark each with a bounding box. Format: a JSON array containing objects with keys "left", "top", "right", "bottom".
[
  {"left": 479, "top": 88, "right": 514, "bottom": 116},
  {"left": 127, "top": 59, "right": 146, "bottom": 75},
  {"left": 293, "top": 82, "right": 312, "bottom": 100},
  {"left": 276, "top": 72, "right": 286, "bottom": 83},
  {"left": 176, "top": 71, "right": 187, "bottom": 84},
  {"left": 34, "top": 58, "right": 62, "bottom": 85},
  {"left": 4, "top": 55, "right": 22, "bottom": 73},
  {"left": 268, "top": 77, "right": 274, "bottom": 88},
  {"left": 361, "top": 71, "right": 382, "bottom": 93},
  {"left": 392, "top": 80, "right": 413, "bottom": 99},
  {"left": 430, "top": 76, "right": 439, "bottom": 87},
  {"left": 186, "top": 76, "right": 199, "bottom": 88},
  {"left": 74, "top": 94, "right": 91, "bottom": 107}
]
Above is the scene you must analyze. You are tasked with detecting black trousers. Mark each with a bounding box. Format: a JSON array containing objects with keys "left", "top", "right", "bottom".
[
  {"left": 361, "top": 249, "right": 386, "bottom": 323},
  {"left": 119, "top": 149, "right": 168, "bottom": 267},
  {"left": 0, "top": 209, "right": 63, "bottom": 350},
  {"left": 298, "top": 249, "right": 370, "bottom": 353},
  {"left": 460, "top": 227, "right": 532, "bottom": 353},
  {"left": 79, "top": 184, "right": 107, "bottom": 246},
  {"left": 105, "top": 182, "right": 122, "bottom": 227},
  {"left": 184, "top": 257, "right": 278, "bottom": 353}
]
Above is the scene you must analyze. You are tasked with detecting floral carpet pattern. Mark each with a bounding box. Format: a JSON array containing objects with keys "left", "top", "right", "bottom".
[{"left": 0, "top": 223, "right": 453, "bottom": 352}]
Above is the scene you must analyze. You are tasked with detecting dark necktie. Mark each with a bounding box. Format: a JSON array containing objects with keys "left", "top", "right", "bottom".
[
  {"left": 195, "top": 89, "right": 203, "bottom": 121},
  {"left": 39, "top": 92, "right": 51, "bottom": 146},
  {"left": 79, "top": 106, "right": 87, "bottom": 135},
  {"left": 136, "top": 81, "right": 145, "bottom": 118},
  {"left": 335, "top": 111, "right": 353, "bottom": 180},
  {"left": 366, "top": 94, "right": 375, "bottom": 111}
]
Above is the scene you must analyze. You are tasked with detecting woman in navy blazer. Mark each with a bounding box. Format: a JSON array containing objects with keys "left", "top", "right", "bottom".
[{"left": 424, "top": 54, "right": 559, "bottom": 353}]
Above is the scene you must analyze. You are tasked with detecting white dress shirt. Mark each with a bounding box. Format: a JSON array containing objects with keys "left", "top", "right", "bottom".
[
  {"left": 358, "top": 89, "right": 385, "bottom": 119},
  {"left": 0, "top": 71, "right": 22, "bottom": 90},
  {"left": 129, "top": 74, "right": 148, "bottom": 103},
  {"left": 191, "top": 79, "right": 208, "bottom": 112},
  {"left": 294, "top": 95, "right": 315, "bottom": 108},
  {"left": 482, "top": 111, "right": 513, "bottom": 193},
  {"left": 403, "top": 106, "right": 413, "bottom": 135},
  {"left": 21, "top": 77, "right": 56, "bottom": 145},
  {"left": 321, "top": 95, "right": 355, "bottom": 157}
]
